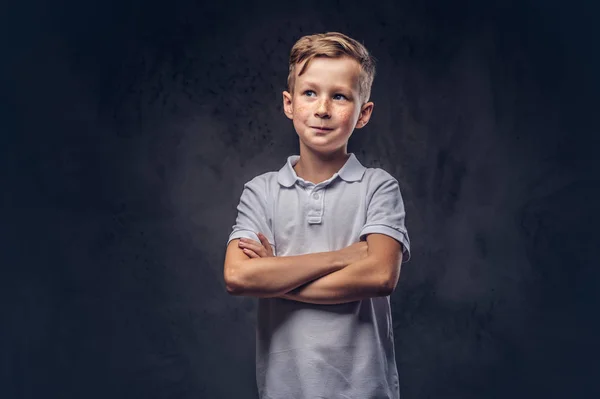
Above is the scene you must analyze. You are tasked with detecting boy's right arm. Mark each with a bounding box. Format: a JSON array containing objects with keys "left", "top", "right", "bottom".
[{"left": 224, "top": 240, "right": 364, "bottom": 298}]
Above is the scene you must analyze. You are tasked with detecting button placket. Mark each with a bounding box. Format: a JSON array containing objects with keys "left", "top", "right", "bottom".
[{"left": 307, "top": 187, "right": 324, "bottom": 224}]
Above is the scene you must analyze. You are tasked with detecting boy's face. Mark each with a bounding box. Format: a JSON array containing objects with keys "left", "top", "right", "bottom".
[{"left": 282, "top": 56, "right": 374, "bottom": 155}]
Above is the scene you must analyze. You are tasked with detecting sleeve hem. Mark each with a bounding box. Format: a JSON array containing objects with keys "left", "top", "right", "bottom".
[
  {"left": 359, "top": 224, "right": 411, "bottom": 263},
  {"left": 227, "top": 230, "right": 277, "bottom": 254}
]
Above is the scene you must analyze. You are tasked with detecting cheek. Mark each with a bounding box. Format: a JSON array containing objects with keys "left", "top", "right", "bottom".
[
  {"left": 334, "top": 108, "right": 355, "bottom": 123},
  {"left": 292, "top": 103, "right": 310, "bottom": 118}
]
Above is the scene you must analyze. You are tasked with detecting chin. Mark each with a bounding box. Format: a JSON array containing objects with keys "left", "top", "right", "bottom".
[{"left": 301, "top": 140, "right": 346, "bottom": 155}]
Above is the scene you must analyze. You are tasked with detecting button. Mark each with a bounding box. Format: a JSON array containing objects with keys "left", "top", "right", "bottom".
[{"left": 312, "top": 193, "right": 320, "bottom": 200}]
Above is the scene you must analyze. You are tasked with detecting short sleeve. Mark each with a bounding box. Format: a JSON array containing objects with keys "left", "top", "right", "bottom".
[
  {"left": 227, "top": 177, "right": 276, "bottom": 255},
  {"left": 359, "top": 172, "right": 411, "bottom": 263}
]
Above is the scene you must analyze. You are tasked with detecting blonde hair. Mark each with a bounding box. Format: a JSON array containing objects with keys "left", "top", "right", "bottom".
[{"left": 287, "top": 32, "right": 376, "bottom": 104}]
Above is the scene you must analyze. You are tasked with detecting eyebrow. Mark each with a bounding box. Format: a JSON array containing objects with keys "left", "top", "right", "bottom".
[{"left": 300, "top": 81, "right": 354, "bottom": 93}]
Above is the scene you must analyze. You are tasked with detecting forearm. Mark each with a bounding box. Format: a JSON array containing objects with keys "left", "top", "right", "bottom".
[
  {"left": 230, "top": 250, "right": 345, "bottom": 298},
  {"left": 279, "top": 255, "right": 390, "bottom": 305}
]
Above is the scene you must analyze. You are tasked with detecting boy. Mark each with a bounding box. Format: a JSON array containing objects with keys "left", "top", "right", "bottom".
[{"left": 224, "top": 32, "right": 411, "bottom": 399}]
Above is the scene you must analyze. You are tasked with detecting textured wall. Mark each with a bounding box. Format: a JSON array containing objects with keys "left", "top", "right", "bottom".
[{"left": 2, "top": 0, "right": 599, "bottom": 398}]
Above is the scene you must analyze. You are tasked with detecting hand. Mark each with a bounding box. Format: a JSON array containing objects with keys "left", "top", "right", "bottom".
[
  {"left": 238, "top": 232, "right": 274, "bottom": 258},
  {"left": 336, "top": 240, "right": 369, "bottom": 267}
]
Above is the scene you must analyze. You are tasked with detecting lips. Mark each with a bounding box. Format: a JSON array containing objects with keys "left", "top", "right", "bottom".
[{"left": 311, "top": 126, "right": 333, "bottom": 132}]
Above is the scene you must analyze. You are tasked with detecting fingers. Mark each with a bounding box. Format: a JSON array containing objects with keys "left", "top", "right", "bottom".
[
  {"left": 242, "top": 248, "right": 260, "bottom": 258},
  {"left": 238, "top": 235, "right": 274, "bottom": 258},
  {"left": 257, "top": 233, "right": 272, "bottom": 249},
  {"left": 239, "top": 239, "right": 266, "bottom": 257},
  {"left": 257, "top": 232, "right": 274, "bottom": 256}
]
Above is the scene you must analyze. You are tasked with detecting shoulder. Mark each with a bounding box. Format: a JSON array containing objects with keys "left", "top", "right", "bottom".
[
  {"left": 362, "top": 167, "right": 400, "bottom": 191},
  {"left": 242, "top": 171, "right": 279, "bottom": 200},
  {"left": 244, "top": 171, "right": 279, "bottom": 188}
]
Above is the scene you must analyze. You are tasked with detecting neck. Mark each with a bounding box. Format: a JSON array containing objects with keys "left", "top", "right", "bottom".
[{"left": 293, "top": 146, "right": 351, "bottom": 184}]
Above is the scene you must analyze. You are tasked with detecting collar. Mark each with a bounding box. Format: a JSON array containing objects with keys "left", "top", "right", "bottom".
[{"left": 277, "top": 152, "right": 366, "bottom": 187}]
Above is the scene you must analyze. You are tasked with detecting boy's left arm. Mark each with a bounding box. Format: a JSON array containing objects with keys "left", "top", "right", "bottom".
[{"left": 279, "top": 233, "right": 403, "bottom": 305}]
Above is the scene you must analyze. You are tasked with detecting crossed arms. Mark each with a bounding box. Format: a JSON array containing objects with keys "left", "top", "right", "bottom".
[{"left": 223, "top": 233, "right": 403, "bottom": 305}]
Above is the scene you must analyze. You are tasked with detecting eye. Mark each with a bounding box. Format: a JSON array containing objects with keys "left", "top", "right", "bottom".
[
  {"left": 303, "top": 90, "right": 316, "bottom": 97},
  {"left": 333, "top": 94, "right": 347, "bottom": 100}
]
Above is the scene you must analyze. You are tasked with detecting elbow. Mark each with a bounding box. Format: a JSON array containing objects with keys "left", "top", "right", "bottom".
[
  {"left": 224, "top": 262, "right": 246, "bottom": 296},
  {"left": 378, "top": 279, "right": 395, "bottom": 297},
  {"left": 379, "top": 271, "right": 399, "bottom": 296},
  {"left": 380, "top": 260, "right": 401, "bottom": 296},
  {"left": 226, "top": 281, "right": 243, "bottom": 296}
]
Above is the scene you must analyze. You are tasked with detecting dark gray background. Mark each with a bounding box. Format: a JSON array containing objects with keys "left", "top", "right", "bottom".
[{"left": 2, "top": 0, "right": 599, "bottom": 398}]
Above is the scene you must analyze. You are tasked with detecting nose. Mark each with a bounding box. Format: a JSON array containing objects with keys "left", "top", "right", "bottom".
[{"left": 314, "top": 98, "right": 331, "bottom": 119}]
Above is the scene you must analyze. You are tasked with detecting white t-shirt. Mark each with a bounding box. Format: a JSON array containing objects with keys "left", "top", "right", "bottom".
[{"left": 227, "top": 153, "right": 411, "bottom": 399}]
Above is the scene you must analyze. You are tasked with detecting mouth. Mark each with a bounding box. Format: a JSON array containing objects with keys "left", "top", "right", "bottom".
[{"left": 310, "top": 126, "right": 334, "bottom": 133}]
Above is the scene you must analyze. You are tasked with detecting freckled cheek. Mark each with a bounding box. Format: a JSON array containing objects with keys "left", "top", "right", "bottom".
[
  {"left": 293, "top": 105, "right": 311, "bottom": 120},
  {"left": 333, "top": 109, "right": 354, "bottom": 123}
]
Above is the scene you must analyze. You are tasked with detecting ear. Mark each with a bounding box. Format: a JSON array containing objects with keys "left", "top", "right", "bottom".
[
  {"left": 282, "top": 91, "right": 294, "bottom": 120},
  {"left": 355, "top": 101, "right": 374, "bottom": 129}
]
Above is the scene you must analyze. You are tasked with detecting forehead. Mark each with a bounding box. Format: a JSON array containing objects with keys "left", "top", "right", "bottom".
[{"left": 296, "top": 56, "right": 361, "bottom": 91}]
